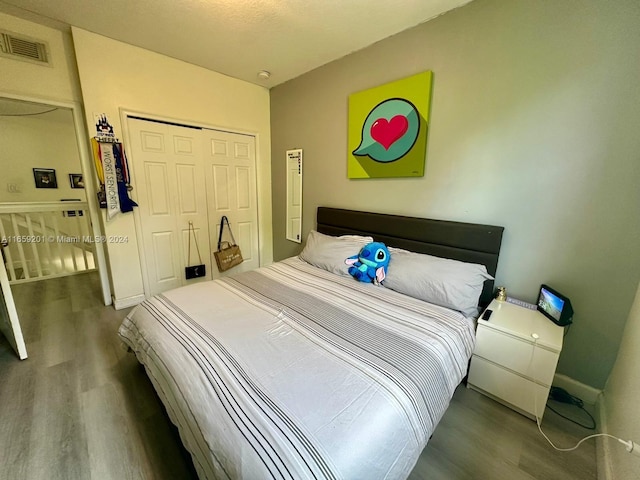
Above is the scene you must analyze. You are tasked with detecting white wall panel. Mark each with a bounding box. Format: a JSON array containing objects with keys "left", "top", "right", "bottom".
[
  {"left": 141, "top": 131, "right": 164, "bottom": 152},
  {"left": 212, "top": 140, "right": 227, "bottom": 156},
  {"left": 235, "top": 142, "right": 250, "bottom": 159},
  {"left": 176, "top": 164, "right": 197, "bottom": 214},
  {"left": 212, "top": 165, "right": 231, "bottom": 211},
  {"left": 145, "top": 163, "right": 170, "bottom": 215},
  {"left": 174, "top": 136, "right": 194, "bottom": 155},
  {"left": 235, "top": 167, "right": 251, "bottom": 210},
  {"left": 152, "top": 232, "right": 176, "bottom": 281},
  {"left": 237, "top": 221, "right": 253, "bottom": 262}
]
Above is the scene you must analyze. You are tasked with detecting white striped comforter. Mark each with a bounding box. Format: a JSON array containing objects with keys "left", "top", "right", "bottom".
[{"left": 118, "top": 257, "right": 476, "bottom": 480}]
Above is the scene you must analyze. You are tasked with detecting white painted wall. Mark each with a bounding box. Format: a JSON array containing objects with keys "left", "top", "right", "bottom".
[
  {"left": 0, "top": 12, "right": 81, "bottom": 104},
  {"left": 0, "top": 109, "right": 88, "bottom": 275},
  {"left": 0, "top": 13, "right": 111, "bottom": 305},
  {"left": 0, "top": 14, "right": 86, "bottom": 205},
  {"left": 71, "top": 28, "right": 272, "bottom": 307},
  {"left": 0, "top": 110, "right": 86, "bottom": 203},
  {"left": 601, "top": 281, "right": 640, "bottom": 480}
]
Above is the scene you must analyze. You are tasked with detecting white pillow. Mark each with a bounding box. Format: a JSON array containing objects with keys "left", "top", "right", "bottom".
[
  {"left": 299, "top": 230, "right": 373, "bottom": 277},
  {"left": 382, "top": 247, "right": 492, "bottom": 317}
]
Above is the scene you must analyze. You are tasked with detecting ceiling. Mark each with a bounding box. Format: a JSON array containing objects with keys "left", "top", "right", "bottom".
[
  {"left": 0, "top": 96, "right": 71, "bottom": 119},
  {"left": 0, "top": 0, "right": 472, "bottom": 88}
]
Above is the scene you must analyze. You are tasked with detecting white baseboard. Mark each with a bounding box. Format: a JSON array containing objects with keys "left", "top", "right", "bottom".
[
  {"left": 553, "top": 375, "right": 611, "bottom": 479},
  {"left": 553, "top": 373, "right": 602, "bottom": 405},
  {"left": 113, "top": 293, "right": 145, "bottom": 310}
]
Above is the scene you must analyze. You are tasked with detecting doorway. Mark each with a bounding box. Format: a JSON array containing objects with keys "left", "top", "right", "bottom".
[
  {"left": 126, "top": 116, "right": 260, "bottom": 297},
  {"left": 0, "top": 94, "right": 112, "bottom": 359}
]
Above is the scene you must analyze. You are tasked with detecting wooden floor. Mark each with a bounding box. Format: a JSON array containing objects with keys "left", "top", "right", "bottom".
[{"left": 0, "top": 273, "right": 597, "bottom": 479}]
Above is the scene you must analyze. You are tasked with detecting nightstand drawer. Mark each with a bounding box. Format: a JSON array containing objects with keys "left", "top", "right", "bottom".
[
  {"left": 474, "top": 325, "right": 559, "bottom": 386},
  {"left": 468, "top": 356, "right": 550, "bottom": 418}
]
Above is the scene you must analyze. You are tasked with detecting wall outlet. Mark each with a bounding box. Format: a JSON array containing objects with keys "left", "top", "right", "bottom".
[{"left": 7, "top": 183, "right": 21, "bottom": 193}]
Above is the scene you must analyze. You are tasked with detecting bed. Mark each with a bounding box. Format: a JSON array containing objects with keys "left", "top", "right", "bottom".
[{"left": 119, "top": 207, "right": 504, "bottom": 479}]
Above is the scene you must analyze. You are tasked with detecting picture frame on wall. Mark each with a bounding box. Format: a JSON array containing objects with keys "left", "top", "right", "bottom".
[
  {"left": 348, "top": 71, "right": 433, "bottom": 179},
  {"left": 33, "top": 168, "right": 57, "bottom": 189},
  {"left": 69, "top": 173, "right": 84, "bottom": 189}
]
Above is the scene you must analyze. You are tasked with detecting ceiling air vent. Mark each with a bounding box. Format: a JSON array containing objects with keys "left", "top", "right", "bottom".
[{"left": 0, "top": 30, "right": 50, "bottom": 65}]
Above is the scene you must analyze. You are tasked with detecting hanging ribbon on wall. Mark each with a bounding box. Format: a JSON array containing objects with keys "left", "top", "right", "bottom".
[{"left": 90, "top": 114, "right": 137, "bottom": 220}]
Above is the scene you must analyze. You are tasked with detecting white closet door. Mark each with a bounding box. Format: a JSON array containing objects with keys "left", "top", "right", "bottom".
[
  {"left": 128, "top": 118, "right": 212, "bottom": 296},
  {"left": 203, "top": 130, "right": 260, "bottom": 278}
]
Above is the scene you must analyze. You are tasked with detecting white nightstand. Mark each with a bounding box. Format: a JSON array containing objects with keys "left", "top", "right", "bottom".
[{"left": 467, "top": 299, "right": 564, "bottom": 420}]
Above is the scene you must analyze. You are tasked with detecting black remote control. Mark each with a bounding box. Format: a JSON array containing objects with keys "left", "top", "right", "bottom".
[{"left": 482, "top": 309, "right": 493, "bottom": 320}]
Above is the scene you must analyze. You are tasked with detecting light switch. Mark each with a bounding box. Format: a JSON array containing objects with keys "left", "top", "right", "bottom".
[{"left": 7, "top": 183, "right": 21, "bottom": 193}]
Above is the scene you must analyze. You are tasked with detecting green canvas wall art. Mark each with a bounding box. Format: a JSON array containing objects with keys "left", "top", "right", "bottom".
[{"left": 348, "top": 71, "right": 432, "bottom": 178}]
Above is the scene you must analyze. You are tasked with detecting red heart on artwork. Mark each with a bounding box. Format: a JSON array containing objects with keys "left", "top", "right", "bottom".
[{"left": 370, "top": 115, "right": 409, "bottom": 150}]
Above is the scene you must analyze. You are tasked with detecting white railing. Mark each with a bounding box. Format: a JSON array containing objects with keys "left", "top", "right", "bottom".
[{"left": 0, "top": 202, "right": 96, "bottom": 284}]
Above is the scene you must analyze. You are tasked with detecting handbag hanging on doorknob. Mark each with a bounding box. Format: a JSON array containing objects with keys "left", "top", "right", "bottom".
[
  {"left": 185, "top": 221, "right": 206, "bottom": 279},
  {"left": 214, "top": 216, "right": 243, "bottom": 272}
]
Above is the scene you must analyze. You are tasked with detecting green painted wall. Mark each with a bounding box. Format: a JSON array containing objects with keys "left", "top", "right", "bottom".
[{"left": 270, "top": 0, "right": 640, "bottom": 389}]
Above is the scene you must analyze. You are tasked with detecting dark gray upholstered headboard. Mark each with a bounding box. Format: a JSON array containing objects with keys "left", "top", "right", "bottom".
[{"left": 316, "top": 207, "right": 504, "bottom": 307}]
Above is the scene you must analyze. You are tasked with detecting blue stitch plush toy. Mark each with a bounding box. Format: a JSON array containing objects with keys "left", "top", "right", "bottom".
[{"left": 345, "top": 242, "right": 390, "bottom": 284}]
